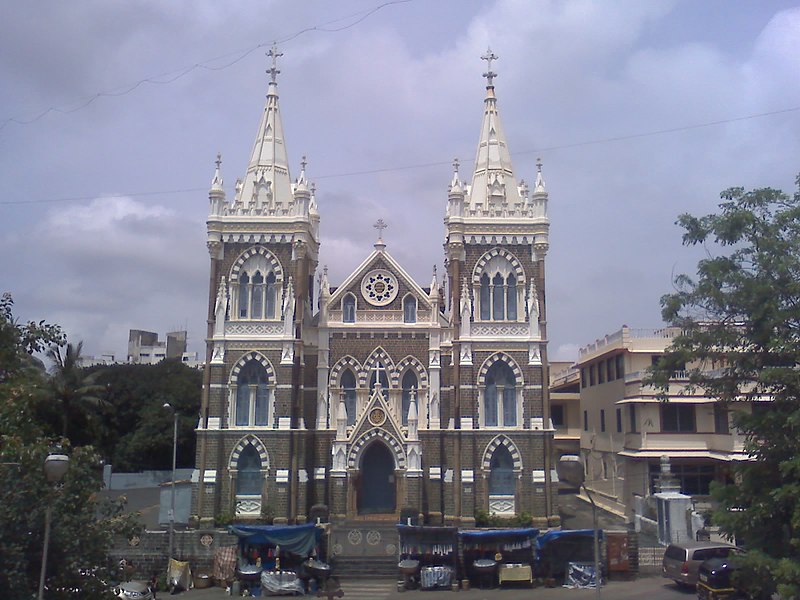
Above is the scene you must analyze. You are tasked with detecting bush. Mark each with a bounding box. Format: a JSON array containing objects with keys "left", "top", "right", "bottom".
[{"left": 475, "top": 509, "right": 533, "bottom": 528}]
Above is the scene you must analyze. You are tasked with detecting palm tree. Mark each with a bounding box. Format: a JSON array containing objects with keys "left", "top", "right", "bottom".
[{"left": 45, "top": 341, "right": 105, "bottom": 440}]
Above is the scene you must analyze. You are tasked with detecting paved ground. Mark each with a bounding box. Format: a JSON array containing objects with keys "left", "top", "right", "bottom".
[{"left": 176, "top": 575, "right": 694, "bottom": 600}]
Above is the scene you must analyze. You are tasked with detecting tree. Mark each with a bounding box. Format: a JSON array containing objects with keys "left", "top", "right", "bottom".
[
  {"left": 651, "top": 176, "right": 800, "bottom": 599},
  {"left": 0, "top": 294, "right": 139, "bottom": 599},
  {"left": 44, "top": 341, "right": 106, "bottom": 442},
  {"left": 92, "top": 360, "right": 201, "bottom": 471}
]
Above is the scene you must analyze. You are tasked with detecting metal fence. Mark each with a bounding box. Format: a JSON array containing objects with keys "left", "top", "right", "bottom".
[{"left": 637, "top": 545, "right": 665, "bottom": 571}]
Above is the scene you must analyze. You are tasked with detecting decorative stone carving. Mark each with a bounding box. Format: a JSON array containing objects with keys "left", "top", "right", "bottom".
[
  {"left": 225, "top": 323, "right": 283, "bottom": 336},
  {"left": 211, "top": 343, "right": 225, "bottom": 363},
  {"left": 472, "top": 323, "right": 529, "bottom": 336},
  {"left": 528, "top": 344, "right": 541, "bottom": 365},
  {"left": 361, "top": 269, "right": 399, "bottom": 306},
  {"left": 527, "top": 280, "right": 540, "bottom": 337},
  {"left": 283, "top": 276, "right": 295, "bottom": 336},
  {"left": 214, "top": 276, "right": 228, "bottom": 335}
]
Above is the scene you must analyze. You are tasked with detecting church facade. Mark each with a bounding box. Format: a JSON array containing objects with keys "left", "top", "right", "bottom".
[{"left": 192, "top": 49, "right": 559, "bottom": 528}]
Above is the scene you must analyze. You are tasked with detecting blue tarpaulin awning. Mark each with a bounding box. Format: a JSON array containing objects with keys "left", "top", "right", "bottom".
[
  {"left": 228, "top": 523, "right": 321, "bottom": 556},
  {"left": 535, "top": 528, "right": 602, "bottom": 549},
  {"left": 459, "top": 528, "right": 539, "bottom": 542}
]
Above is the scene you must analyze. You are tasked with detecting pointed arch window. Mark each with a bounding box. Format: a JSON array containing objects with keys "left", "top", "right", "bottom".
[
  {"left": 251, "top": 271, "right": 264, "bottom": 318},
  {"left": 489, "top": 444, "right": 515, "bottom": 495},
  {"left": 235, "top": 263, "right": 279, "bottom": 321},
  {"left": 239, "top": 273, "right": 250, "bottom": 318},
  {"left": 506, "top": 275, "right": 517, "bottom": 320},
  {"left": 265, "top": 272, "right": 277, "bottom": 318},
  {"left": 343, "top": 294, "right": 356, "bottom": 323},
  {"left": 235, "top": 361, "right": 271, "bottom": 427},
  {"left": 341, "top": 369, "right": 357, "bottom": 426},
  {"left": 236, "top": 445, "right": 263, "bottom": 495},
  {"left": 403, "top": 295, "right": 417, "bottom": 323},
  {"left": 492, "top": 273, "right": 505, "bottom": 320},
  {"left": 401, "top": 370, "right": 418, "bottom": 426},
  {"left": 480, "top": 274, "right": 491, "bottom": 320},
  {"left": 484, "top": 361, "right": 517, "bottom": 427},
  {"left": 475, "top": 252, "right": 525, "bottom": 322}
]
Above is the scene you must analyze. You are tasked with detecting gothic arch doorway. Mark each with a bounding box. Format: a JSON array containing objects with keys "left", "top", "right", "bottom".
[{"left": 357, "top": 442, "right": 396, "bottom": 515}]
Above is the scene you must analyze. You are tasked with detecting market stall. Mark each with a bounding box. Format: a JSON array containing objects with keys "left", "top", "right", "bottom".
[
  {"left": 228, "top": 523, "right": 326, "bottom": 596},
  {"left": 459, "top": 528, "right": 539, "bottom": 588},
  {"left": 535, "top": 529, "right": 603, "bottom": 581},
  {"left": 396, "top": 525, "right": 459, "bottom": 590}
]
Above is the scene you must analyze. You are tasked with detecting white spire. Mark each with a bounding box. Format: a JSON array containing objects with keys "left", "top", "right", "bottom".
[
  {"left": 534, "top": 157, "right": 546, "bottom": 194},
  {"left": 208, "top": 153, "right": 226, "bottom": 215},
  {"left": 237, "top": 44, "right": 294, "bottom": 211},
  {"left": 467, "top": 48, "right": 523, "bottom": 211},
  {"left": 211, "top": 153, "right": 224, "bottom": 191}
]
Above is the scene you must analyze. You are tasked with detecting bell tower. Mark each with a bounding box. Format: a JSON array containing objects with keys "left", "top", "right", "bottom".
[
  {"left": 443, "top": 49, "right": 556, "bottom": 525},
  {"left": 195, "top": 46, "right": 320, "bottom": 523}
]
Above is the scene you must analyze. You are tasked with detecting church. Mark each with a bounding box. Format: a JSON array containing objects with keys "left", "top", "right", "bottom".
[{"left": 192, "top": 47, "right": 559, "bottom": 530}]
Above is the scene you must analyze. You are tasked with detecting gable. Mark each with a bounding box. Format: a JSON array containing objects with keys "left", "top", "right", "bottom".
[{"left": 329, "top": 250, "right": 432, "bottom": 313}]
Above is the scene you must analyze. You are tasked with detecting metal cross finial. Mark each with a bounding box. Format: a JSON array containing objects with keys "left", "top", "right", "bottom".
[
  {"left": 536, "top": 157, "right": 543, "bottom": 172},
  {"left": 267, "top": 44, "right": 283, "bottom": 83},
  {"left": 374, "top": 218, "right": 388, "bottom": 240},
  {"left": 215, "top": 153, "right": 222, "bottom": 169},
  {"left": 301, "top": 155, "right": 307, "bottom": 171},
  {"left": 452, "top": 157, "right": 460, "bottom": 174},
  {"left": 481, "top": 47, "right": 498, "bottom": 86},
  {"left": 372, "top": 360, "right": 387, "bottom": 390}
]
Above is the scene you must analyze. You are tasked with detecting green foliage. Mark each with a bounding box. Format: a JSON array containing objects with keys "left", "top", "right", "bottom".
[
  {"left": 92, "top": 359, "right": 201, "bottom": 471},
  {"left": 0, "top": 295, "right": 141, "bottom": 599},
  {"left": 41, "top": 341, "right": 107, "bottom": 442},
  {"left": 651, "top": 175, "right": 800, "bottom": 599},
  {"left": 474, "top": 509, "right": 533, "bottom": 528},
  {"left": 215, "top": 510, "right": 234, "bottom": 527}
]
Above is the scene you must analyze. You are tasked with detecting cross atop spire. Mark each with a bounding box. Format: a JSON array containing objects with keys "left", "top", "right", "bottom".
[
  {"left": 373, "top": 218, "right": 388, "bottom": 250},
  {"left": 301, "top": 155, "right": 307, "bottom": 171},
  {"left": 374, "top": 218, "right": 387, "bottom": 240},
  {"left": 452, "top": 157, "right": 460, "bottom": 174},
  {"left": 215, "top": 153, "right": 222, "bottom": 170},
  {"left": 481, "top": 47, "right": 498, "bottom": 87},
  {"left": 267, "top": 44, "right": 283, "bottom": 83}
]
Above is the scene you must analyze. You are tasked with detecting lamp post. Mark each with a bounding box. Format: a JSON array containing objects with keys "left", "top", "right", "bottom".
[
  {"left": 163, "top": 403, "right": 178, "bottom": 573},
  {"left": 38, "top": 452, "right": 70, "bottom": 600},
  {"left": 557, "top": 454, "right": 601, "bottom": 600}
]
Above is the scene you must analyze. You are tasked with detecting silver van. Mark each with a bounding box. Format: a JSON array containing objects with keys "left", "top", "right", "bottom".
[{"left": 661, "top": 541, "right": 737, "bottom": 587}]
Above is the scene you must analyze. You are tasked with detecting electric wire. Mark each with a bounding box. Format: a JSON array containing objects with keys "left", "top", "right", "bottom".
[
  {"left": 0, "top": 0, "right": 412, "bottom": 132},
  {"left": 1, "top": 104, "right": 796, "bottom": 206}
]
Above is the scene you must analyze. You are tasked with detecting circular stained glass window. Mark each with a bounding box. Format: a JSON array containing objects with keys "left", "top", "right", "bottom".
[{"left": 361, "top": 269, "right": 398, "bottom": 306}]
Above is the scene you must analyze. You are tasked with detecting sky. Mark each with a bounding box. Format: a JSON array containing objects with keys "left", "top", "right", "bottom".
[{"left": 1, "top": 0, "right": 799, "bottom": 363}]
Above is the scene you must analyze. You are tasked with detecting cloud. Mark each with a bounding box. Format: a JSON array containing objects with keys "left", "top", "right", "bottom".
[{"left": 2, "top": 0, "right": 799, "bottom": 363}]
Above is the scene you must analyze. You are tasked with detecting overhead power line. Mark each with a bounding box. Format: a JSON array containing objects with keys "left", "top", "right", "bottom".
[
  {"left": 1, "top": 102, "right": 796, "bottom": 207},
  {"left": 0, "top": 0, "right": 412, "bottom": 132}
]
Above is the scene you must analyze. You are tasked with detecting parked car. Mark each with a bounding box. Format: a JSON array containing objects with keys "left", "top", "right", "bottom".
[
  {"left": 662, "top": 541, "right": 737, "bottom": 587},
  {"left": 696, "top": 556, "right": 742, "bottom": 600}
]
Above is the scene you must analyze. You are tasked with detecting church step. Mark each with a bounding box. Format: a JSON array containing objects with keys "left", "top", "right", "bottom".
[{"left": 332, "top": 556, "right": 399, "bottom": 579}]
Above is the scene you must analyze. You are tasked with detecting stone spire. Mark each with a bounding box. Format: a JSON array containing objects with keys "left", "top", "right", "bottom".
[
  {"left": 236, "top": 44, "right": 295, "bottom": 211},
  {"left": 209, "top": 153, "right": 226, "bottom": 216},
  {"left": 467, "top": 48, "right": 523, "bottom": 211}
]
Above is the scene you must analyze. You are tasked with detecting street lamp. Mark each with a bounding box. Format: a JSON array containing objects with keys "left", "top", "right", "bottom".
[
  {"left": 38, "top": 452, "right": 70, "bottom": 600},
  {"left": 557, "top": 454, "right": 601, "bottom": 599},
  {"left": 163, "top": 403, "right": 178, "bottom": 574}
]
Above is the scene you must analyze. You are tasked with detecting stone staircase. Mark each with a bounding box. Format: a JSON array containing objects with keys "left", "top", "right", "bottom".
[{"left": 329, "top": 520, "right": 400, "bottom": 580}]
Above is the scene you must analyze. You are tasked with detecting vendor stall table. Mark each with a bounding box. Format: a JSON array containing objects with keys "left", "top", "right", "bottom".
[
  {"left": 460, "top": 528, "right": 539, "bottom": 589},
  {"left": 396, "top": 525, "right": 459, "bottom": 590}
]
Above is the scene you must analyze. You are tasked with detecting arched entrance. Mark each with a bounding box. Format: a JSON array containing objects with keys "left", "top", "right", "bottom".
[{"left": 357, "top": 442, "right": 396, "bottom": 514}]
